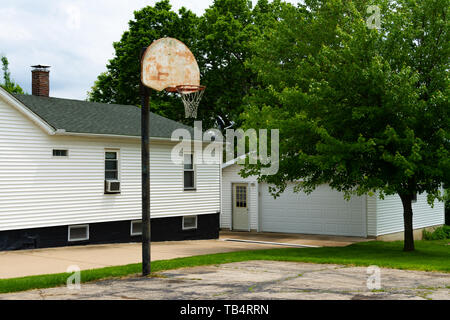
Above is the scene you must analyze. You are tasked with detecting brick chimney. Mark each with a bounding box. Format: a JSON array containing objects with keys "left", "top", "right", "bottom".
[{"left": 31, "top": 65, "right": 50, "bottom": 97}]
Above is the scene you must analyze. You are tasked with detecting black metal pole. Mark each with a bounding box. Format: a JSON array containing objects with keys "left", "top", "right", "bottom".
[{"left": 140, "top": 47, "right": 151, "bottom": 276}]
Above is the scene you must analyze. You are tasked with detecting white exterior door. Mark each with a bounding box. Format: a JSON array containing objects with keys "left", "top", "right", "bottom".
[
  {"left": 232, "top": 183, "right": 249, "bottom": 230},
  {"left": 260, "top": 183, "right": 366, "bottom": 237}
]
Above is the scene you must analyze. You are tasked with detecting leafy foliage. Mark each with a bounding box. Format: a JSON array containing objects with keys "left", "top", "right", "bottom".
[
  {"left": 241, "top": 0, "right": 449, "bottom": 250},
  {"left": 423, "top": 225, "right": 450, "bottom": 240},
  {"left": 87, "top": 0, "right": 199, "bottom": 122},
  {"left": 1, "top": 56, "right": 24, "bottom": 94},
  {"left": 88, "top": 0, "right": 284, "bottom": 128},
  {"left": 197, "top": 0, "right": 284, "bottom": 129}
]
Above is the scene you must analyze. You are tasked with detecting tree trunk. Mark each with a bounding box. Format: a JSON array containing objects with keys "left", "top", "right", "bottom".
[{"left": 399, "top": 194, "right": 415, "bottom": 251}]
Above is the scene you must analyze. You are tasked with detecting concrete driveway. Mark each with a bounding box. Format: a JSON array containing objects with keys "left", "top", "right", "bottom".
[
  {"left": 1, "top": 261, "right": 449, "bottom": 300},
  {"left": 221, "top": 231, "right": 369, "bottom": 247},
  {"left": 0, "top": 232, "right": 365, "bottom": 279}
]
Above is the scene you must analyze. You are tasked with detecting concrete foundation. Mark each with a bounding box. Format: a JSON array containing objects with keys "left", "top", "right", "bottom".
[{"left": 375, "top": 225, "right": 443, "bottom": 241}]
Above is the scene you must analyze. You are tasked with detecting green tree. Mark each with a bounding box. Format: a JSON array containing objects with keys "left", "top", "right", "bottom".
[
  {"left": 197, "top": 0, "right": 282, "bottom": 129},
  {"left": 88, "top": 0, "right": 282, "bottom": 129},
  {"left": 1, "top": 56, "right": 24, "bottom": 94},
  {"left": 242, "top": 0, "right": 449, "bottom": 251},
  {"left": 87, "top": 0, "right": 199, "bottom": 122}
]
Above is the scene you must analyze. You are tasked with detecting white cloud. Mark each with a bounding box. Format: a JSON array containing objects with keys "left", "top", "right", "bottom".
[
  {"left": 63, "top": 4, "right": 82, "bottom": 30},
  {"left": 0, "top": 8, "right": 32, "bottom": 42}
]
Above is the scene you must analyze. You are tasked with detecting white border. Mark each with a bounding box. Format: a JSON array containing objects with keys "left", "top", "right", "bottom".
[
  {"left": 68, "top": 224, "right": 89, "bottom": 242},
  {"left": 231, "top": 182, "right": 250, "bottom": 231},
  {"left": 182, "top": 215, "right": 198, "bottom": 230},
  {"left": 130, "top": 220, "right": 142, "bottom": 236}
]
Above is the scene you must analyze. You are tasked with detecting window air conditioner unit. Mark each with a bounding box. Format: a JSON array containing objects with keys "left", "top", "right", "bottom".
[{"left": 105, "top": 180, "right": 121, "bottom": 193}]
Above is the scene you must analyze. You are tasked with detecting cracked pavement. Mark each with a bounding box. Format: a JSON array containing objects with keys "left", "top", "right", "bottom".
[{"left": 1, "top": 261, "right": 449, "bottom": 300}]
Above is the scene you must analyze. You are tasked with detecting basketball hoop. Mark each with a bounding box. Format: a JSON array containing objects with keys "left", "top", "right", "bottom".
[
  {"left": 140, "top": 37, "right": 205, "bottom": 277},
  {"left": 142, "top": 38, "right": 205, "bottom": 119},
  {"left": 167, "top": 85, "right": 205, "bottom": 118}
]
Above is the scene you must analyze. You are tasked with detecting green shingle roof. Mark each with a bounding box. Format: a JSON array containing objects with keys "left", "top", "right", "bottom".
[{"left": 12, "top": 94, "right": 193, "bottom": 139}]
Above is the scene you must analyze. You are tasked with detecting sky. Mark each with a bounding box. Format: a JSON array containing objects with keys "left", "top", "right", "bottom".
[{"left": 0, "top": 0, "right": 299, "bottom": 100}]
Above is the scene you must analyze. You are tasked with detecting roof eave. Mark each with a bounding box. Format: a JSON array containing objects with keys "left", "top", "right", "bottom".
[
  {"left": 0, "top": 87, "right": 56, "bottom": 136},
  {"left": 2, "top": 89, "right": 227, "bottom": 145},
  {"left": 55, "top": 130, "right": 222, "bottom": 144}
]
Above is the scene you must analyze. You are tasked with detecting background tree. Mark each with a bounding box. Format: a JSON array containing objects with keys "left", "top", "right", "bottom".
[
  {"left": 87, "top": 0, "right": 199, "bottom": 122},
  {"left": 1, "top": 56, "right": 24, "bottom": 94},
  {"left": 197, "top": 0, "right": 282, "bottom": 129},
  {"left": 88, "top": 0, "right": 282, "bottom": 129},
  {"left": 242, "top": 0, "right": 449, "bottom": 251}
]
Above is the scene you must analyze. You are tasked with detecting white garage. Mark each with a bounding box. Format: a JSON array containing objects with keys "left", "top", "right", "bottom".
[
  {"left": 221, "top": 161, "right": 445, "bottom": 239},
  {"left": 259, "top": 183, "right": 366, "bottom": 237}
]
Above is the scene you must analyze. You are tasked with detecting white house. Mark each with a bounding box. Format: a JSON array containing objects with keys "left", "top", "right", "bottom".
[
  {"left": 221, "top": 159, "right": 445, "bottom": 240},
  {"left": 0, "top": 66, "right": 221, "bottom": 251}
]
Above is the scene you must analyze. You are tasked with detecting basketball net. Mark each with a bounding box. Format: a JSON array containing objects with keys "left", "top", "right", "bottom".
[{"left": 176, "top": 85, "right": 206, "bottom": 118}]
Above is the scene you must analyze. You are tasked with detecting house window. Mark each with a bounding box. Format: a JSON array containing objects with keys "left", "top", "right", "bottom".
[
  {"left": 105, "top": 151, "right": 119, "bottom": 180},
  {"left": 183, "top": 153, "right": 195, "bottom": 190},
  {"left": 235, "top": 186, "right": 247, "bottom": 208},
  {"left": 183, "top": 216, "right": 198, "bottom": 230},
  {"left": 411, "top": 193, "right": 417, "bottom": 203},
  {"left": 68, "top": 225, "right": 89, "bottom": 242},
  {"left": 53, "top": 149, "right": 68, "bottom": 157},
  {"left": 130, "top": 220, "right": 142, "bottom": 236}
]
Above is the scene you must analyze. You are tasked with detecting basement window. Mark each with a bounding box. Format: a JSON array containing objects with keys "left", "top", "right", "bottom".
[
  {"left": 53, "top": 149, "right": 68, "bottom": 157},
  {"left": 68, "top": 225, "right": 89, "bottom": 242},
  {"left": 182, "top": 216, "right": 198, "bottom": 230},
  {"left": 130, "top": 220, "right": 142, "bottom": 236}
]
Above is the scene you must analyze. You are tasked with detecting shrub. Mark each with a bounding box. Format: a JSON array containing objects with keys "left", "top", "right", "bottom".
[{"left": 423, "top": 225, "right": 450, "bottom": 240}]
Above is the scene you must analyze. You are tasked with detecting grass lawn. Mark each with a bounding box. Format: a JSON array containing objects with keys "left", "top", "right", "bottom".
[{"left": 0, "top": 239, "right": 448, "bottom": 294}]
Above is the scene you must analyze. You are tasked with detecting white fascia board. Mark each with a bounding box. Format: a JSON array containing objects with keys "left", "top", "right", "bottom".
[
  {"left": 222, "top": 154, "right": 248, "bottom": 169},
  {"left": 0, "top": 87, "right": 56, "bottom": 135},
  {"left": 56, "top": 130, "right": 223, "bottom": 145},
  {"left": 0, "top": 88, "right": 224, "bottom": 144}
]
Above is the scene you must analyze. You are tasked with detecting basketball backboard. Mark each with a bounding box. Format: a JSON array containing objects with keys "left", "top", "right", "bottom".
[{"left": 141, "top": 37, "right": 200, "bottom": 92}]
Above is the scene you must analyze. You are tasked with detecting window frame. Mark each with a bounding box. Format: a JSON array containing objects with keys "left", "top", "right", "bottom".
[
  {"left": 182, "top": 215, "right": 198, "bottom": 230},
  {"left": 105, "top": 150, "right": 120, "bottom": 182},
  {"left": 235, "top": 185, "right": 248, "bottom": 208},
  {"left": 68, "top": 224, "right": 89, "bottom": 242},
  {"left": 183, "top": 152, "right": 196, "bottom": 191},
  {"left": 52, "top": 149, "right": 69, "bottom": 157},
  {"left": 130, "top": 220, "right": 143, "bottom": 236}
]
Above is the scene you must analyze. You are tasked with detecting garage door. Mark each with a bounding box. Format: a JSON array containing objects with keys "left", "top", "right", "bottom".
[{"left": 260, "top": 183, "right": 366, "bottom": 237}]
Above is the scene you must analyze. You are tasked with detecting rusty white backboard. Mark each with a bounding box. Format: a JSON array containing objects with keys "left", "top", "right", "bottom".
[{"left": 141, "top": 37, "right": 200, "bottom": 91}]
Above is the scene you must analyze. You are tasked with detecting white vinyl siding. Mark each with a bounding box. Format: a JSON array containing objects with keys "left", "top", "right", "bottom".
[
  {"left": 221, "top": 164, "right": 258, "bottom": 230},
  {"left": 374, "top": 192, "right": 445, "bottom": 236},
  {"left": 0, "top": 96, "right": 221, "bottom": 231},
  {"left": 366, "top": 194, "right": 377, "bottom": 236},
  {"left": 260, "top": 183, "right": 366, "bottom": 237}
]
